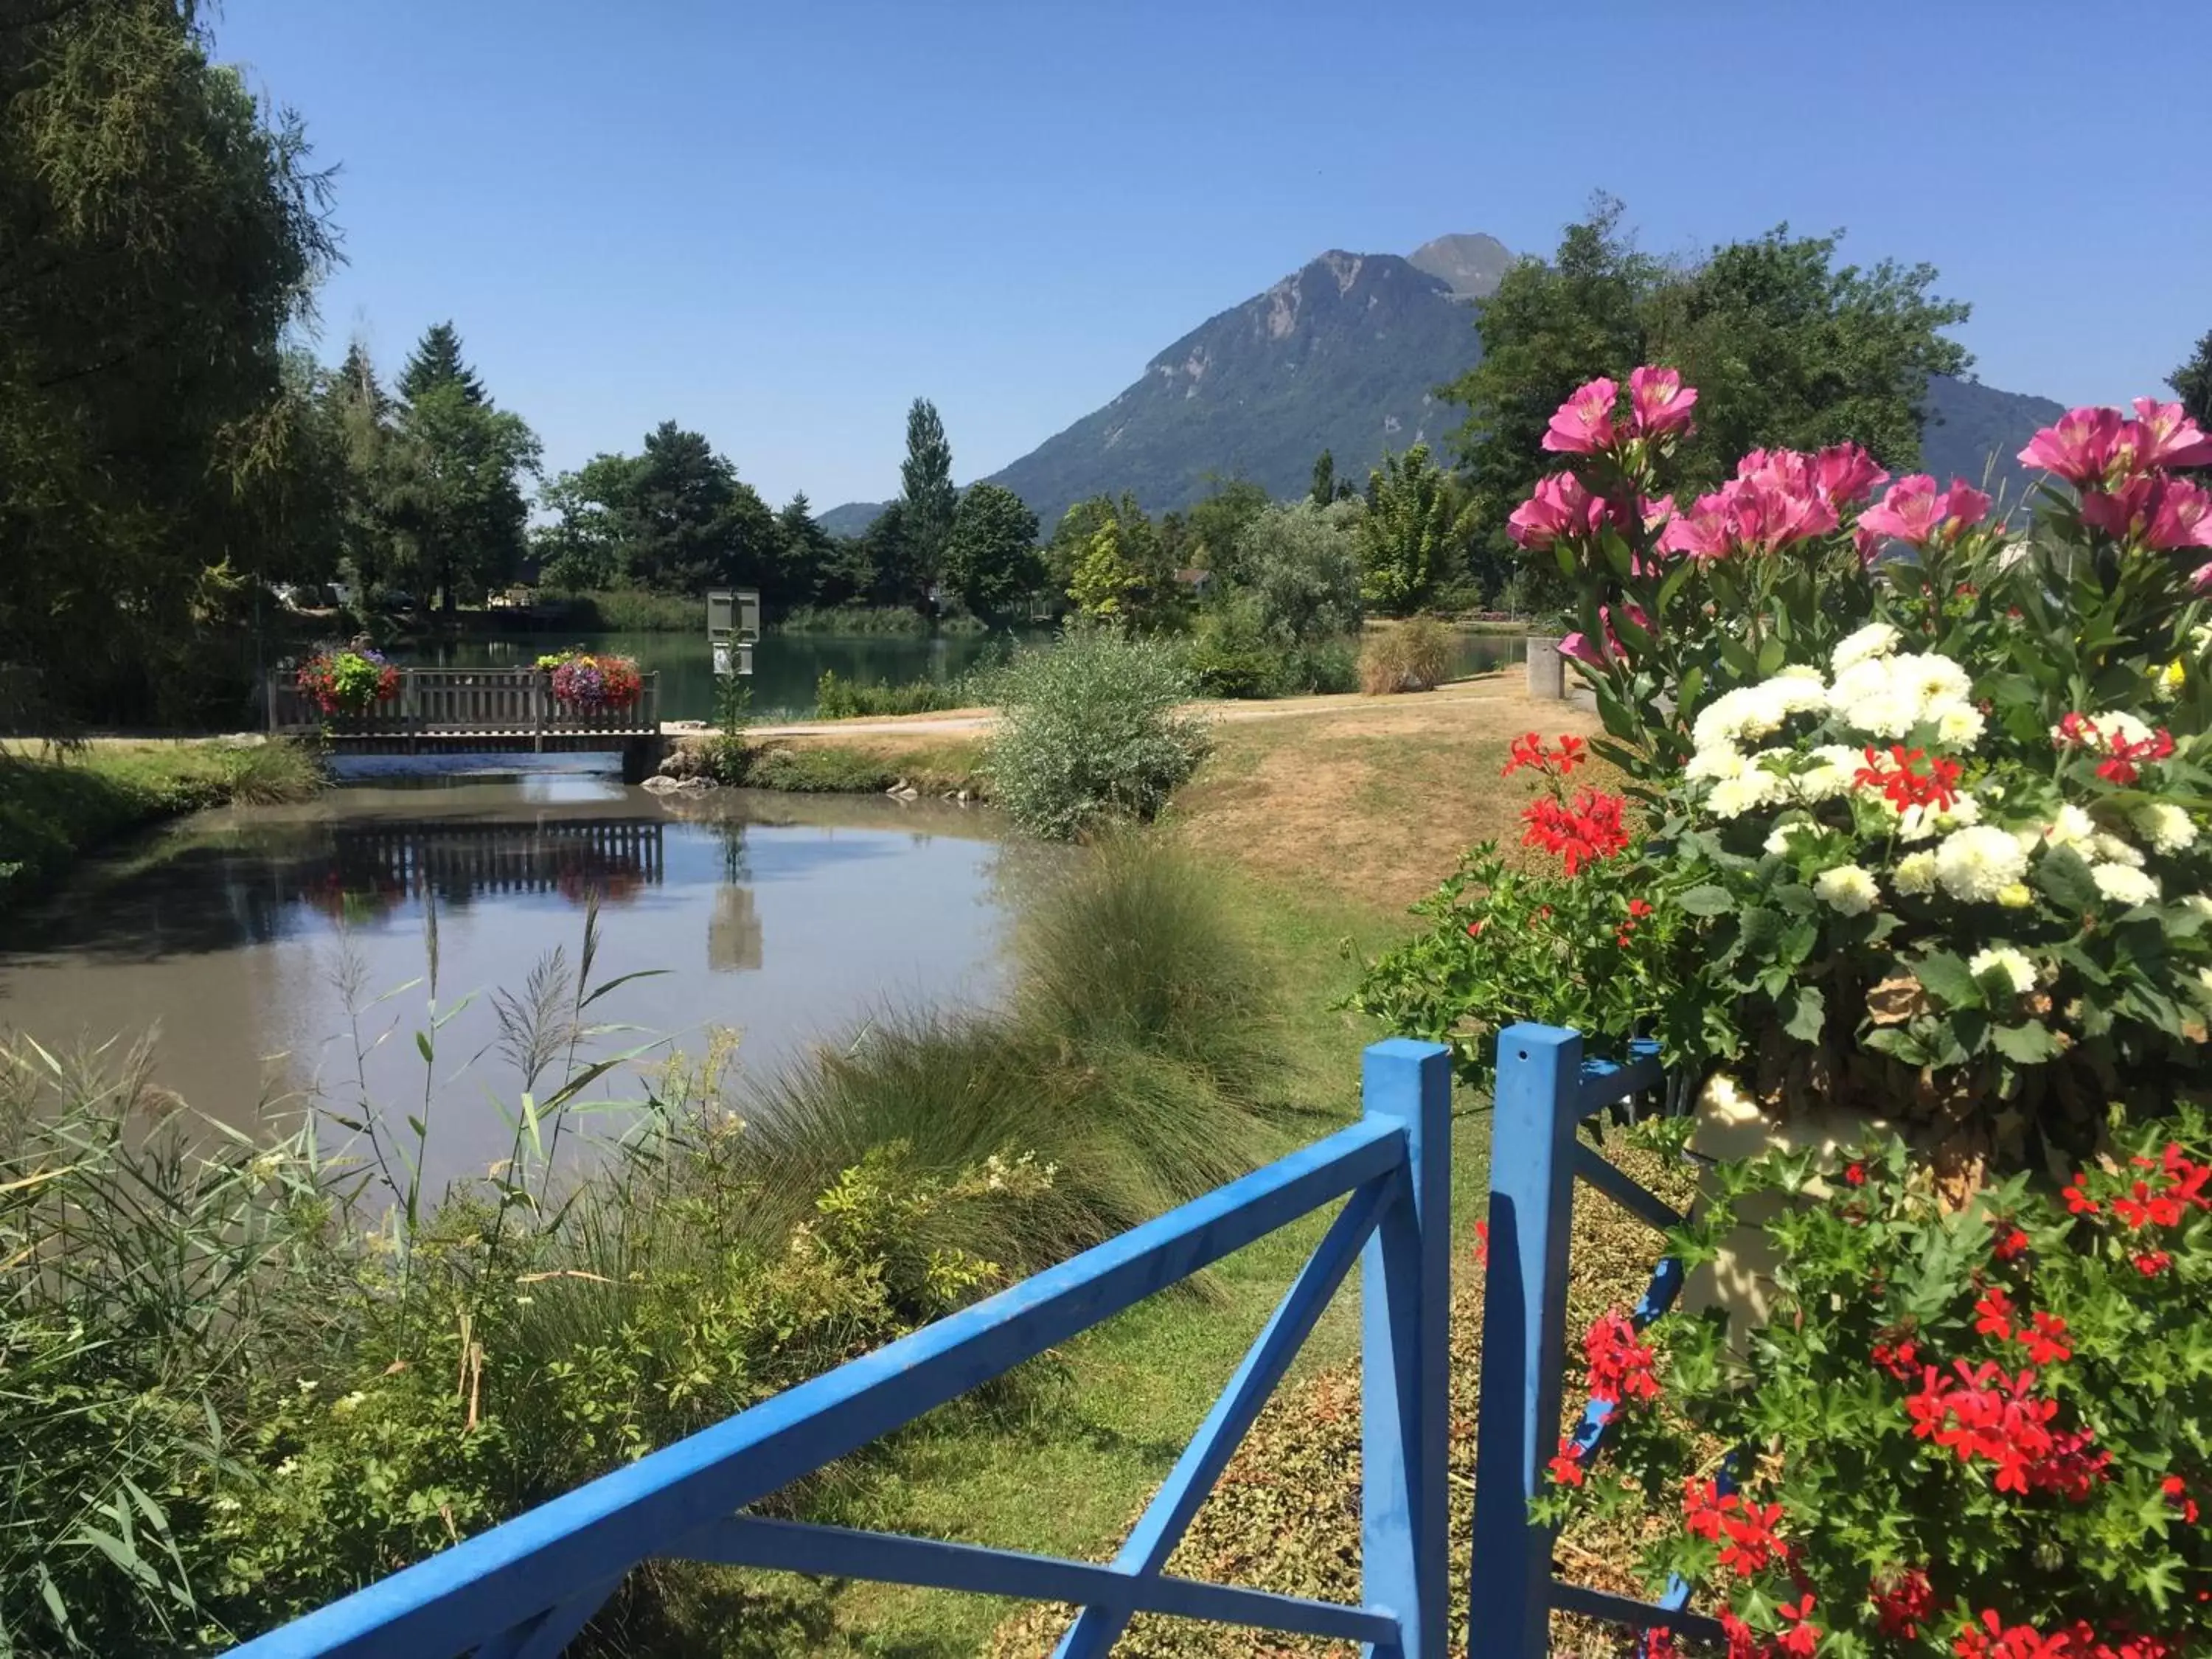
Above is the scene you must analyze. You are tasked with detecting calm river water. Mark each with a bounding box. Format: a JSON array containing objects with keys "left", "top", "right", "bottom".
[
  {"left": 0, "top": 766, "right": 1013, "bottom": 1187},
  {"left": 406, "top": 629, "right": 1526, "bottom": 722}
]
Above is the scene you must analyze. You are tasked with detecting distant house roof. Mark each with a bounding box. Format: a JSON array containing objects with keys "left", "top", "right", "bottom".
[{"left": 1174, "top": 568, "right": 1214, "bottom": 588}]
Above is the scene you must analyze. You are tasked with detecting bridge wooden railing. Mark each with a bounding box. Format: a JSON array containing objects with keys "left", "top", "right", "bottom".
[
  {"left": 267, "top": 669, "right": 661, "bottom": 745},
  {"left": 223, "top": 1026, "right": 1705, "bottom": 1658}
]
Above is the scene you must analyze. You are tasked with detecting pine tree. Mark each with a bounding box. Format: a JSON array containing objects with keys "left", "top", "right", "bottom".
[
  {"left": 1310, "top": 450, "right": 1336, "bottom": 507},
  {"left": 398, "top": 321, "right": 485, "bottom": 406},
  {"left": 897, "top": 397, "right": 957, "bottom": 594}
]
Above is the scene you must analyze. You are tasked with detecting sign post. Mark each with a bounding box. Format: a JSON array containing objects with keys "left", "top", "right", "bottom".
[{"left": 708, "top": 589, "right": 760, "bottom": 680}]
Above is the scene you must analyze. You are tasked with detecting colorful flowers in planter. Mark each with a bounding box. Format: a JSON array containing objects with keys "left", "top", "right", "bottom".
[
  {"left": 542, "top": 651, "right": 643, "bottom": 714},
  {"left": 296, "top": 647, "right": 399, "bottom": 717}
]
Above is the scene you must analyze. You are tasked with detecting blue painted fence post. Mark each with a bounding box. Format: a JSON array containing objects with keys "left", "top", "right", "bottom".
[
  {"left": 1467, "top": 1023, "right": 1584, "bottom": 1659},
  {"left": 1360, "top": 1037, "right": 1453, "bottom": 1659}
]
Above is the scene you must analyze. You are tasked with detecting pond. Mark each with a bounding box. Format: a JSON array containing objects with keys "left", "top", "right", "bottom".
[
  {"left": 0, "top": 765, "right": 1015, "bottom": 1189},
  {"left": 403, "top": 628, "right": 1526, "bottom": 723}
]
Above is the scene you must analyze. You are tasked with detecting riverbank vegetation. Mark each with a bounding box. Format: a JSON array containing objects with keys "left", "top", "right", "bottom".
[
  {"left": 0, "top": 742, "right": 321, "bottom": 912},
  {"left": 0, "top": 838, "right": 1305, "bottom": 1655}
]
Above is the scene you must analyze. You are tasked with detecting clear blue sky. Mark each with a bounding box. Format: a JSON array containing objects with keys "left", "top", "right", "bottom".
[{"left": 212, "top": 1, "right": 2212, "bottom": 511}]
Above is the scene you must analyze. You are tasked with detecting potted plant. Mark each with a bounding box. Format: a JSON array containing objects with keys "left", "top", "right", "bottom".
[
  {"left": 540, "top": 650, "right": 644, "bottom": 716},
  {"left": 296, "top": 646, "right": 400, "bottom": 722}
]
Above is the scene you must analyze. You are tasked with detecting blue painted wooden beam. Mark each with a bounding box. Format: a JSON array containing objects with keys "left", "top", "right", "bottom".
[
  {"left": 1571, "top": 1144, "right": 1685, "bottom": 1234},
  {"left": 223, "top": 1116, "right": 1408, "bottom": 1659},
  {"left": 1361, "top": 1038, "right": 1455, "bottom": 1659},
  {"left": 1576, "top": 1044, "right": 1664, "bottom": 1119},
  {"left": 681, "top": 1516, "right": 1400, "bottom": 1648},
  {"left": 1054, "top": 1172, "right": 1396, "bottom": 1658},
  {"left": 1551, "top": 1579, "right": 1724, "bottom": 1646}
]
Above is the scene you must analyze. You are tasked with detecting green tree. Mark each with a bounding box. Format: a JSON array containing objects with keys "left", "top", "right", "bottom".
[
  {"left": 1356, "top": 446, "right": 1473, "bottom": 616},
  {"left": 1310, "top": 450, "right": 1337, "bottom": 507},
  {"left": 397, "top": 321, "right": 485, "bottom": 406},
  {"left": 2171, "top": 331, "right": 2212, "bottom": 456},
  {"left": 318, "top": 341, "right": 408, "bottom": 599},
  {"left": 532, "top": 453, "right": 637, "bottom": 592},
  {"left": 0, "top": 0, "right": 340, "bottom": 721},
  {"left": 1237, "top": 501, "right": 1363, "bottom": 644},
  {"left": 623, "top": 421, "right": 776, "bottom": 592},
  {"left": 1182, "top": 477, "right": 1270, "bottom": 582},
  {"left": 943, "top": 482, "right": 1043, "bottom": 616},
  {"left": 897, "top": 397, "right": 957, "bottom": 601},
  {"left": 1442, "top": 195, "right": 1969, "bottom": 605},
  {"left": 774, "top": 491, "right": 840, "bottom": 604},
  {"left": 858, "top": 500, "right": 914, "bottom": 608},
  {"left": 1068, "top": 519, "right": 1145, "bottom": 619}
]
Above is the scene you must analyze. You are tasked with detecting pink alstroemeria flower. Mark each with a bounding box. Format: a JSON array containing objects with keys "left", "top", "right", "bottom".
[
  {"left": 2148, "top": 476, "right": 2212, "bottom": 549},
  {"left": 1542, "top": 378, "right": 1621, "bottom": 455},
  {"left": 1507, "top": 472, "right": 1610, "bottom": 550},
  {"left": 1627, "top": 366, "right": 1697, "bottom": 439},
  {"left": 2193, "top": 561, "right": 2212, "bottom": 593},
  {"left": 1727, "top": 479, "right": 1839, "bottom": 553},
  {"left": 1857, "top": 475, "right": 1992, "bottom": 549},
  {"left": 2084, "top": 475, "right": 2212, "bottom": 551},
  {"left": 1814, "top": 442, "right": 1889, "bottom": 508},
  {"left": 2121, "top": 398, "right": 2212, "bottom": 473},
  {"left": 2019, "top": 406, "right": 2124, "bottom": 487},
  {"left": 1656, "top": 492, "right": 1732, "bottom": 560},
  {"left": 1558, "top": 603, "right": 1652, "bottom": 670}
]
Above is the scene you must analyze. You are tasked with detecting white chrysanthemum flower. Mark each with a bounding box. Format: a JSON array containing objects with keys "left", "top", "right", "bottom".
[
  {"left": 1832, "top": 622, "right": 1901, "bottom": 672},
  {"left": 1691, "top": 687, "right": 1778, "bottom": 752},
  {"left": 1843, "top": 688, "right": 1927, "bottom": 740},
  {"left": 1791, "top": 744, "right": 1864, "bottom": 803},
  {"left": 2183, "top": 894, "right": 2212, "bottom": 918},
  {"left": 1813, "top": 863, "right": 1880, "bottom": 916},
  {"left": 2090, "top": 832, "right": 2145, "bottom": 869},
  {"left": 2094, "top": 710, "right": 2156, "bottom": 750},
  {"left": 1893, "top": 850, "right": 1938, "bottom": 896},
  {"left": 1996, "top": 883, "right": 2034, "bottom": 908},
  {"left": 1708, "top": 771, "right": 1781, "bottom": 821},
  {"left": 2042, "top": 804, "right": 2097, "bottom": 850},
  {"left": 1890, "top": 653, "right": 1973, "bottom": 712},
  {"left": 1935, "top": 825, "right": 2030, "bottom": 903},
  {"left": 1774, "top": 664, "right": 1826, "bottom": 684},
  {"left": 1829, "top": 657, "right": 1895, "bottom": 709},
  {"left": 1767, "top": 674, "right": 1830, "bottom": 717},
  {"left": 1685, "top": 745, "right": 1749, "bottom": 782},
  {"left": 1896, "top": 795, "right": 1978, "bottom": 844},
  {"left": 1968, "top": 946, "right": 2037, "bottom": 996},
  {"left": 2091, "top": 863, "right": 2160, "bottom": 906},
  {"left": 1933, "top": 703, "right": 1987, "bottom": 748},
  {"left": 2133, "top": 802, "right": 2199, "bottom": 854}
]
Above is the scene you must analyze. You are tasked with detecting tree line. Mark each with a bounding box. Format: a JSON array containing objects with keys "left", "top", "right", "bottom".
[{"left": 10, "top": 9, "right": 2212, "bottom": 726}]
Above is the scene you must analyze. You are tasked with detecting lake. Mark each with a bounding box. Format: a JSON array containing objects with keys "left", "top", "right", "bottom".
[
  {"left": 0, "top": 766, "right": 1015, "bottom": 1189},
  {"left": 404, "top": 627, "right": 1527, "bottom": 723}
]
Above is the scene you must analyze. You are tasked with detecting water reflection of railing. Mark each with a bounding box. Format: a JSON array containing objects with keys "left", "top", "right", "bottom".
[{"left": 303, "top": 818, "right": 667, "bottom": 917}]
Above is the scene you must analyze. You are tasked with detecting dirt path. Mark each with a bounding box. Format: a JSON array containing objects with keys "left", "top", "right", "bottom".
[{"left": 719, "top": 675, "right": 1579, "bottom": 742}]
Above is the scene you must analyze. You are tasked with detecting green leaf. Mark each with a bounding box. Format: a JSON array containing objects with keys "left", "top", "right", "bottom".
[
  {"left": 1990, "top": 1021, "right": 2062, "bottom": 1063},
  {"left": 1781, "top": 984, "right": 1826, "bottom": 1042},
  {"left": 2037, "top": 844, "right": 2098, "bottom": 911},
  {"left": 1913, "top": 950, "right": 1983, "bottom": 1009},
  {"left": 414, "top": 1030, "right": 434, "bottom": 1065},
  {"left": 1679, "top": 884, "right": 1736, "bottom": 917}
]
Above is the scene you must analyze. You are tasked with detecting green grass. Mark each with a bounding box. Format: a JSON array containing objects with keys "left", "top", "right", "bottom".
[
  {"left": 813, "top": 669, "right": 972, "bottom": 720},
  {"left": 558, "top": 588, "right": 700, "bottom": 631},
  {"left": 0, "top": 740, "right": 321, "bottom": 911},
  {"left": 737, "top": 739, "right": 988, "bottom": 798}
]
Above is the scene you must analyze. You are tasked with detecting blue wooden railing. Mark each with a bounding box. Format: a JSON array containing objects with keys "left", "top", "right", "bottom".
[{"left": 228, "top": 1023, "right": 1702, "bottom": 1658}]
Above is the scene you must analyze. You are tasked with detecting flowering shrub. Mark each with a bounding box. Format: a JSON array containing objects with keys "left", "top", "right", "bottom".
[
  {"left": 1537, "top": 1108, "right": 2212, "bottom": 1659},
  {"left": 1362, "top": 369, "right": 2212, "bottom": 1149},
  {"left": 543, "top": 650, "right": 644, "bottom": 713},
  {"left": 294, "top": 647, "right": 398, "bottom": 717}
]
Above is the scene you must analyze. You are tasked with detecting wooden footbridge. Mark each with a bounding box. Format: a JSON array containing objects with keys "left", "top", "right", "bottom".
[{"left": 268, "top": 669, "right": 665, "bottom": 779}]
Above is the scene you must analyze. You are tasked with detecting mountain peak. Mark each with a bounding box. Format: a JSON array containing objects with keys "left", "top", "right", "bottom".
[{"left": 1407, "top": 232, "right": 1515, "bottom": 300}]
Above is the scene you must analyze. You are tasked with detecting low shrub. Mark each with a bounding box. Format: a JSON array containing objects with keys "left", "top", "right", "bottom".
[
  {"left": 813, "top": 670, "right": 967, "bottom": 720},
  {"left": 558, "top": 589, "right": 698, "bottom": 632},
  {"left": 1357, "top": 616, "right": 1456, "bottom": 693},
  {"left": 984, "top": 627, "right": 1211, "bottom": 840},
  {"left": 1280, "top": 639, "right": 1360, "bottom": 695},
  {"left": 774, "top": 605, "right": 930, "bottom": 636}
]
